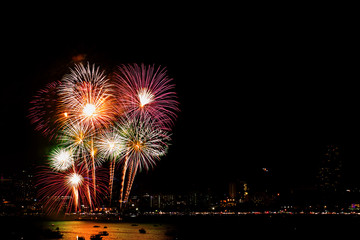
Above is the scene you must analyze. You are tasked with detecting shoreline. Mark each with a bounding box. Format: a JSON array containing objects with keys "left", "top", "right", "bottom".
[{"left": 2, "top": 211, "right": 360, "bottom": 221}]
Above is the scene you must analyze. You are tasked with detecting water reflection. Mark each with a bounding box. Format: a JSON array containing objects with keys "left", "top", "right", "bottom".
[{"left": 45, "top": 221, "right": 176, "bottom": 240}]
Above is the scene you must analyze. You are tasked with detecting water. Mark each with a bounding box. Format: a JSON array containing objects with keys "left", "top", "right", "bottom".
[
  {"left": 45, "top": 215, "right": 360, "bottom": 239},
  {"left": 0, "top": 217, "right": 177, "bottom": 240},
  {"left": 44, "top": 221, "right": 175, "bottom": 240},
  {"left": 2, "top": 214, "right": 360, "bottom": 239}
]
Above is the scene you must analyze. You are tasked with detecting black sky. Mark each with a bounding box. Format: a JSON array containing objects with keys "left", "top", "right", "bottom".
[{"left": 1, "top": 5, "right": 359, "bottom": 192}]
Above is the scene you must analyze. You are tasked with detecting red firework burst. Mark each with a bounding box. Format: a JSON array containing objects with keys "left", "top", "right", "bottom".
[
  {"left": 36, "top": 163, "right": 108, "bottom": 214},
  {"left": 28, "top": 81, "right": 66, "bottom": 139},
  {"left": 115, "top": 63, "right": 179, "bottom": 130}
]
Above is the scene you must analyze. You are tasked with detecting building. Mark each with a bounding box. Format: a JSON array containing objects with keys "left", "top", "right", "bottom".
[
  {"left": 238, "top": 181, "right": 249, "bottom": 203},
  {"left": 0, "top": 169, "right": 41, "bottom": 215},
  {"left": 317, "top": 144, "right": 342, "bottom": 193},
  {"left": 229, "top": 182, "right": 236, "bottom": 199}
]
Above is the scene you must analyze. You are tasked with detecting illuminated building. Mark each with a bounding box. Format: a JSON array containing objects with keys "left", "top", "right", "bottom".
[
  {"left": 229, "top": 180, "right": 249, "bottom": 203},
  {"left": 238, "top": 181, "right": 249, "bottom": 203},
  {"left": 349, "top": 203, "right": 360, "bottom": 211},
  {"left": 0, "top": 169, "right": 41, "bottom": 215},
  {"left": 220, "top": 198, "right": 236, "bottom": 208},
  {"left": 229, "top": 182, "right": 236, "bottom": 199},
  {"left": 317, "top": 144, "right": 342, "bottom": 193}
]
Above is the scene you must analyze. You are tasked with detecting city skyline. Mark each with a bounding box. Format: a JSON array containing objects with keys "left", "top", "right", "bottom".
[
  {"left": 2, "top": 144, "right": 360, "bottom": 216},
  {"left": 1, "top": 144, "right": 358, "bottom": 199}
]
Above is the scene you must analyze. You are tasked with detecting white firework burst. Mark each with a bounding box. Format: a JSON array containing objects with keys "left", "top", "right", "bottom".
[{"left": 49, "top": 147, "right": 74, "bottom": 172}]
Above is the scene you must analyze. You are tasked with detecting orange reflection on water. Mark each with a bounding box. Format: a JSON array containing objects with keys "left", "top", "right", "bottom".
[{"left": 45, "top": 221, "right": 176, "bottom": 240}]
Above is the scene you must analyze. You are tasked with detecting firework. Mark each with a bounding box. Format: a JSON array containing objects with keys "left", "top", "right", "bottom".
[
  {"left": 115, "top": 63, "right": 179, "bottom": 130},
  {"left": 36, "top": 164, "right": 108, "bottom": 214},
  {"left": 49, "top": 147, "right": 74, "bottom": 172},
  {"left": 58, "top": 120, "right": 94, "bottom": 159},
  {"left": 116, "top": 115, "right": 170, "bottom": 170},
  {"left": 58, "top": 62, "right": 117, "bottom": 196},
  {"left": 31, "top": 61, "right": 178, "bottom": 213},
  {"left": 28, "top": 81, "right": 64, "bottom": 139},
  {"left": 114, "top": 114, "right": 171, "bottom": 205},
  {"left": 95, "top": 127, "right": 125, "bottom": 203},
  {"left": 58, "top": 62, "right": 117, "bottom": 129},
  {"left": 95, "top": 127, "right": 125, "bottom": 160}
]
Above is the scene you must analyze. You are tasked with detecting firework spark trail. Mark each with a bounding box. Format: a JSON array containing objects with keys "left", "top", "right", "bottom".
[
  {"left": 91, "top": 143, "right": 96, "bottom": 199},
  {"left": 36, "top": 165, "right": 88, "bottom": 214},
  {"left": 28, "top": 81, "right": 63, "bottom": 139},
  {"left": 58, "top": 62, "right": 117, "bottom": 198},
  {"left": 36, "top": 163, "right": 109, "bottom": 214},
  {"left": 66, "top": 172, "right": 83, "bottom": 212},
  {"left": 83, "top": 155, "right": 93, "bottom": 210},
  {"left": 115, "top": 63, "right": 179, "bottom": 130},
  {"left": 115, "top": 114, "right": 171, "bottom": 170},
  {"left": 58, "top": 121, "right": 94, "bottom": 159},
  {"left": 114, "top": 114, "right": 171, "bottom": 207},
  {"left": 124, "top": 159, "right": 139, "bottom": 203},
  {"left": 95, "top": 127, "right": 124, "bottom": 204},
  {"left": 119, "top": 155, "right": 129, "bottom": 209},
  {"left": 36, "top": 172, "right": 72, "bottom": 214},
  {"left": 124, "top": 159, "right": 134, "bottom": 203},
  {"left": 58, "top": 120, "right": 97, "bottom": 206},
  {"left": 108, "top": 157, "right": 116, "bottom": 204}
]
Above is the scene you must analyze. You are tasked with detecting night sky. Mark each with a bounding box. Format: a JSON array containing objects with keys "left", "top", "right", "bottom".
[{"left": 1, "top": 6, "right": 359, "bottom": 194}]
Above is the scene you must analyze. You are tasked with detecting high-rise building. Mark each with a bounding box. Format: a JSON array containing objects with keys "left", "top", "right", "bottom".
[
  {"left": 238, "top": 181, "right": 249, "bottom": 203},
  {"left": 229, "top": 182, "right": 236, "bottom": 199},
  {"left": 317, "top": 144, "right": 342, "bottom": 193}
]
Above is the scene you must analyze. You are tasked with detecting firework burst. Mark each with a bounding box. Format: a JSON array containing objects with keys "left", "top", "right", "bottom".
[
  {"left": 58, "top": 62, "right": 117, "bottom": 129},
  {"left": 48, "top": 147, "right": 74, "bottom": 172},
  {"left": 28, "top": 81, "right": 64, "bottom": 139},
  {"left": 95, "top": 128, "right": 125, "bottom": 203},
  {"left": 114, "top": 114, "right": 171, "bottom": 204},
  {"left": 58, "top": 120, "right": 94, "bottom": 159},
  {"left": 115, "top": 63, "right": 179, "bottom": 130},
  {"left": 116, "top": 115, "right": 170, "bottom": 170},
  {"left": 95, "top": 127, "right": 125, "bottom": 160},
  {"left": 36, "top": 164, "right": 108, "bottom": 214}
]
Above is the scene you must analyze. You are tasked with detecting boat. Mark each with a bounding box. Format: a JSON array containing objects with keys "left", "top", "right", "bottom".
[
  {"left": 139, "top": 228, "right": 146, "bottom": 234},
  {"left": 77, "top": 237, "right": 85, "bottom": 240},
  {"left": 93, "top": 225, "right": 101, "bottom": 228},
  {"left": 98, "top": 231, "right": 109, "bottom": 236},
  {"left": 90, "top": 234, "right": 103, "bottom": 240}
]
